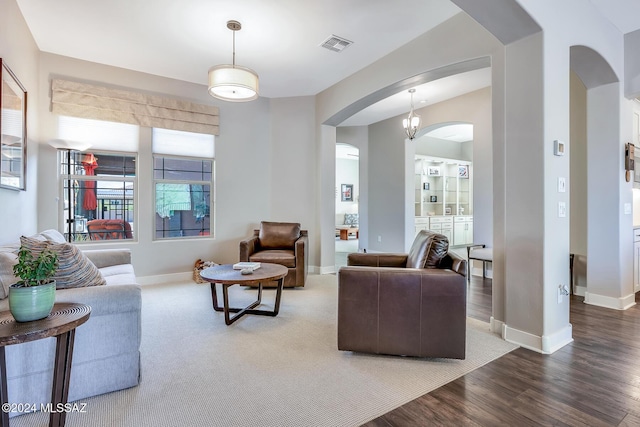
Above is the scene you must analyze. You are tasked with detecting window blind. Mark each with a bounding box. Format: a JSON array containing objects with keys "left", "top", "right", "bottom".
[
  {"left": 58, "top": 116, "right": 140, "bottom": 152},
  {"left": 152, "top": 128, "right": 215, "bottom": 158},
  {"left": 51, "top": 79, "right": 219, "bottom": 135}
]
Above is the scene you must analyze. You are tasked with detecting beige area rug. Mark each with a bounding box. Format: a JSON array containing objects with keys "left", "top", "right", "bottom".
[{"left": 12, "top": 274, "right": 517, "bottom": 427}]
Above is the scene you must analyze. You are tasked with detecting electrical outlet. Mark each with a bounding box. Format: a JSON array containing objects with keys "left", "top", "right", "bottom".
[
  {"left": 557, "top": 285, "right": 563, "bottom": 304},
  {"left": 558, "top": 202, "right": 566, "bottom": 218}
]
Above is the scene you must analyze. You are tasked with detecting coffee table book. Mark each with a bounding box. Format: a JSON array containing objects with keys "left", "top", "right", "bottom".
[{"left": 232, "top": 262, "right": 261, "bottom": 271}]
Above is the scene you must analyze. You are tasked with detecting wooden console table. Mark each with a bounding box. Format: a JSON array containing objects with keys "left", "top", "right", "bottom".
[
  {"left": 0, "top": 303, "right": 91, "bottom": 427},
  {"left": 337, "top": 227, "right": 359, "bottom": 240}
]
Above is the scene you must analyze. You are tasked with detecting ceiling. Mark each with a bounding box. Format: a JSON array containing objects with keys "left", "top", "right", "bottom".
[
  {"left": 16, "top": 0, "right": 460, "bottom": 99},
  {"left": 15, "top": 0, "right": 640, "bottom": 127}
]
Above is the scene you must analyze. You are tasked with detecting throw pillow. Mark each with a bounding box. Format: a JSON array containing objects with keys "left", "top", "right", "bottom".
[
  {"left": 0, "top": 252, "right": 18, "bottom": 300},
  {"left": 38, "top": 229, "right": 67, "bottom": 243},
  {"left": 19, "top": 236, "right": 107, "bottom": 289},
  {"left": 344, "top": 213, "right": 359, "bottom": 227},
  {"left": 406, "top": 230, "right": 449, "bottom": 269}
]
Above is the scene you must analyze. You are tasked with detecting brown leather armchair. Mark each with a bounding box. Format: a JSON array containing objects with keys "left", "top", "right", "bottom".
[
  {"left": 239, "top": 221, "right": 308, "bottom": 288},
  {"left": 338, "top": 230, "right": 467, "bottom": 359}
]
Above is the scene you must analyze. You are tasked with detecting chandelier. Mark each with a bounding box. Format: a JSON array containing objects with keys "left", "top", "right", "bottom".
[
  {"left": 208, "top": 20, "right": 259, "bottom": 102},
  {"left": 402, "top": 89, "right": 421, "bottom": 140}
]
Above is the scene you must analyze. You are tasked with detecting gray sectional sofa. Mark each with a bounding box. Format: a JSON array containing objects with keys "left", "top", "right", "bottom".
[{"left": 0, "top": 231, "right": 141, "bottom": 417}]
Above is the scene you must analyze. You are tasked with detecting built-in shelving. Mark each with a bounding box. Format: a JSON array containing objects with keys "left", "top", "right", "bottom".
[{"left": 414, "top": 156, "right": 471, "bottom": 218}]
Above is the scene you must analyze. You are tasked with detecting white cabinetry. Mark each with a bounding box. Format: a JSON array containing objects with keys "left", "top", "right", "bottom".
[
  {"left": 634, "top": 228, "right": 640, "bottom": 292},
  {"left": 415, "top": 217, "right": 429, "bottom": 236},
  {"left": 415, "top": 216, "right": 464, "bottom": 244},
  {"left": 453, "top": 216, "right": 473, "bottom": 246},
  {"left": 429, "top": 216, "right": 453, "bottom": 242},
  {"left": 414, "top": 155, "right": 472, "bottom": 247}
]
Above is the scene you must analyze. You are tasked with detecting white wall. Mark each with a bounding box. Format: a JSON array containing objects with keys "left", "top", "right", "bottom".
[
  {"left": 570, "top": 71, "right": 588, "bottom": 256},
  {"left": 415, "top": 136, "right": 469, "bottom": 161},
  {"left": 367, "top": 116, "right": 408, "bottom": 252},
  {"left": 269, "top": 96, "right": 316, "bottom": 233},
  {"left": 0, "top": 0, "right": 40, "bottom": 243},
  {"left": 33, "top": 53, "right": 322, "bottom": 279}
]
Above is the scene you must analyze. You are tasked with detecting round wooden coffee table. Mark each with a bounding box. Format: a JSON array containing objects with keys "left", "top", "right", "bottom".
[
  {"left": 200, "top": 263, "right": 288, "bottom": 325},
  {"left": 0, "top": 303, "right": 91, "bottom": 427}
]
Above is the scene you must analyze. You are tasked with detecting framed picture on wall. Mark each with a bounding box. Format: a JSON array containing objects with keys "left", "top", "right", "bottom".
[
  {"left": 341, "top": 184, "right": 353, "bottom": 202},
  {"left": 427, "top": 166, "right": 441, "bottom": 176},
  {"left": 0, "top": 59, "right": 27, "bottom": 191}
]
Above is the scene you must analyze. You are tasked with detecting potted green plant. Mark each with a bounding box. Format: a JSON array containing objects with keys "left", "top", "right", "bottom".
[{"left": 9, "top": 245, "right": 59, "bottom": 322}]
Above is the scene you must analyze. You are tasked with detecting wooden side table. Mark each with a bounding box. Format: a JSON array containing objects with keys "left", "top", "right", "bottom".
[
  {"left": 0, "top": 303, "right": 91, "bottom": 427},
  {"left": 200, "top": 263, "right": 288, "bottom": 325}
]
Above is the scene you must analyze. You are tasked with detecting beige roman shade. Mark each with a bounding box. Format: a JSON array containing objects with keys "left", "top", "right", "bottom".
[{"left": 51, "top": 79, "right": 219, "bottom": 135}]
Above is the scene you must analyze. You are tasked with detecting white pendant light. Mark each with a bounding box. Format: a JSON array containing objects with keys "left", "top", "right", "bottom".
[
  {"left": 208, "top": 20, "right": 259, "bottom": 102},
  {"left": 402, "top": 89, "right": 421, "bottom": 140}
]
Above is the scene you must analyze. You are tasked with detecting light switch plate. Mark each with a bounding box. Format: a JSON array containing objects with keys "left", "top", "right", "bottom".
[
  {"left": 554, "top": 140, "right": 565, "bottom": 156},
  {"left": 558, "top": 177, "right": 566, "bottom": 193},
  {"left": 625, "top": 203, "right": 632, "bottom": 215}
]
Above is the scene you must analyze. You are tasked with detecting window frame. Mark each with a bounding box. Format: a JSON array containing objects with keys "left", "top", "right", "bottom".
[
  {"left": 58, "top": 149, "right": 138, "bottom": 243},
  {"left": 152, "top": 153, "right": 214, "bottom": 241}
]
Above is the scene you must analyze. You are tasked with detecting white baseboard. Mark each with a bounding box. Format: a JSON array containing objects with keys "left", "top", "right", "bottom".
[
  {"left": 503, "top": 323, "right": 573, "bottom": 354},
  {"left": 138, "top": 271, "right": 192, "bottom": 285},
  {"left": 541, "top": 324, "right": 574, "bottom": 354},
  {"left": 489, "top": 316, "right": 503, "bottom": 335},
  {"left": 584, "top": 291, "right": 637, "bottom": 310},
  {"left": 312, "top": 265, "right": 336, "bottom": 275},
  {"left": 574, "top": 285, "right": 586, "bottom": 297}
]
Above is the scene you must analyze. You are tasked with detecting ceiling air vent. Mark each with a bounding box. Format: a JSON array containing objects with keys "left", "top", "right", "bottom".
[{"left": 320, "top": 35, "right": 353, "bottom": 53}]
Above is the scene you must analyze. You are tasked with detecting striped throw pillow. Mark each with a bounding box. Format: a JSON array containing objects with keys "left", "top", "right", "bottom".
[{"left": 19, "top": 236, "right": 107, "bottom": 289}]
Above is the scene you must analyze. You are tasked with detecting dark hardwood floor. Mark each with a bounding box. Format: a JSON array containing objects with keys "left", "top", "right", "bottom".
[{"left": 364, "top": 276, "right": 640, "bottom": 427}]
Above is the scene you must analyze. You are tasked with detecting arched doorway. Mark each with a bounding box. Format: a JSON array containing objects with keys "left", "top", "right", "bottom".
[{"left": 569, "top": 45, "right": 634, "bottom": 308}]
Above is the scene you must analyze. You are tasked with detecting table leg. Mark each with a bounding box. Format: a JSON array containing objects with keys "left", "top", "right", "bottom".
[
  {"left": 271, "top": 277, "right": 284, "bottom": 316},
  {"left": 222, "top": 283, "right": 262, "bottom": 325},
  {"left": 50, "top": 330, "right": 76, "bottom": 427},
  {"left": 210, "top": 280, "right": 284, "bottom": 325},
  {"left": 210, "top": 282, "right": 221, "bottom": 311},
  {"left": 340, "top": 229, "right": 348, "bottom": 240},
  {"left": 0, "top": 347, "right": 8, "bottom": 427}
]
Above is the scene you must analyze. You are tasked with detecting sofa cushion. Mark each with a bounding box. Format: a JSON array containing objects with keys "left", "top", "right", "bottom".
[
  {"left": 259, "top": 222, "right": 301, "bottom": 250},
  {"left": 406, "top": 230, "right": 449, "bottom": 269},
  {"left": 99, "top": 264, "right": 137, "bottom": 286},
  {"left": 20, "top": 236, "right": 107, "bottom": 289},
  {"left": 249, "top": 250, "right": 296, "bottom": 268},
  {"left": 0, "top": 252, "right": 18, "bottom": 300}
]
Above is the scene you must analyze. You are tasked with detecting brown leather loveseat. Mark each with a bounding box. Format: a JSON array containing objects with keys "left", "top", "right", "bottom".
[
  {"left": 239, "top": 221, "right": 308, "bottom": 288},
  {"left": 338, "top": 230, "right": 467, "bottom": 359}
]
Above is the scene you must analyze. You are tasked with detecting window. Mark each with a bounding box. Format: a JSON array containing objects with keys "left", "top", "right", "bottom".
[
  {"left": 60, "top": 151, "right": 136, "bottom": 242},
  {"left": 57, "top": 116, "right": 139, "bottom": 242},
  {"left": 152, "top": 128, "right": 214, "bottom": 239}
]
